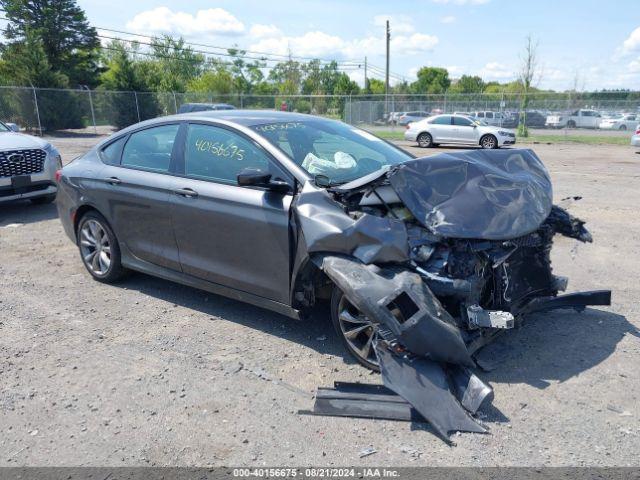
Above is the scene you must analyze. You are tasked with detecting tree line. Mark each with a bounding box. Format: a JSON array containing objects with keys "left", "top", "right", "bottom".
[{"left": 1, "top": 0, "right": 638, "bottom": 130}]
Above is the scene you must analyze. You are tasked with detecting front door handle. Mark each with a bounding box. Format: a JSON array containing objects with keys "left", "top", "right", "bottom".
[
  {"left": 106, "top": 176, "right": 121, "bottom": 185},
  {"left": 173, "top": 187, "right": 198, "bottom": 198}
]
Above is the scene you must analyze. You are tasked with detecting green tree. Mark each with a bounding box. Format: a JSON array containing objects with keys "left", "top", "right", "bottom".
[
  {"left": 0, "top": 28, "right": 67, "bottom": 87},
  {"left": 517, "top": 35, "right": 539, "bottom": 137},
  {"left": 450, "top": 75, "right": 485, "bottom": 93},
  {"left": 1, "top": 0, "right": 100, "bottom": 87},
  {"left": 138, "top": 36, "right": 204, "bottom": 92},
  {"left": 100, "top": 41, "right": 158, "bottom": 128},
  {"left": 187, "top": 68, "right": 234, "bottom": 94},
  {"left": 410, "top": 67, "right": 450, "bottom": 94},
  {"left": 225, "top": 48, "right": 266, "bottom": 93},
  {"left": 367, "top": 78, "right": 386, "bottom": 95}
]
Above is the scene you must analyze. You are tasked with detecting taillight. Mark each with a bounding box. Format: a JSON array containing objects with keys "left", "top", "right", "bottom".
[
  {"left": 636, "top": 128, "right": 640, "bottom": 135},
  {"left": 406, "top": 124, "right": 410, "bottom": 129},
  {"left": 55, "top": 169, "right": 62, "bottom": 183}
]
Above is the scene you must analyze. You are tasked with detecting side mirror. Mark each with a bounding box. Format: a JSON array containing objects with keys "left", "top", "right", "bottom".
[
  {"left": 237, "top": 167, "right": 291, "bottom": 193},
  {"left": 237, "top": 167, "right": 271, "bottom": 186}
]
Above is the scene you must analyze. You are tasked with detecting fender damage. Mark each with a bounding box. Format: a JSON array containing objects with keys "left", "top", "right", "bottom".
[{"left": 295, "top": 149, "right": 611, "bottom": 440}]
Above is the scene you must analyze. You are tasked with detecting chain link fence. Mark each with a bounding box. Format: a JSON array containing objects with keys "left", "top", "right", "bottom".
[{"left": 1, "top": 85, "right": 639, "bottom": 135}]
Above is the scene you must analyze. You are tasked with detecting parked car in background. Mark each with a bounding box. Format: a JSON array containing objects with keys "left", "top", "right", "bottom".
[
  {"left": 501, "top": 110, "right": 547, "bottom": 129},
  {"left": 397, "top": 111, "right": 431, "bottom": 126},
  {"left": 0, "top": 121, "right": 61, "bottom": 204},
  {"left": 631, "top": 125, "right": 640, "bottom": 148},
  {"left": 387, "top": 112, "right": 405, "bottom": 125},
  {"left": 546, "top": 109, "right": 601, "bottom": 129},
  {"left": 405, "top": 114, "right": 516, "bottom": 149},
  {"left": 5, "top": 122, "right": 19, "bottom": 132},
  {"left": 599, "top": 113, "right": 638, "bottom": 131},
  {"left": 177, "top": 103, "right": 236, "bottom": 113},
  {"left": 470, "top": 111, "right": 506, "bottom": 127}
]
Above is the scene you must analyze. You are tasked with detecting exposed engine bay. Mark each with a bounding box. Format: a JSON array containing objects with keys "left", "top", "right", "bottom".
[{"left": 293, "top": 149, "right": 611, "bottom": 441}]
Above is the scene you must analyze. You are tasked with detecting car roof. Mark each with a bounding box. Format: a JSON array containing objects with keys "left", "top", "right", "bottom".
[
  {"left": 96, "top": 110, "right": 339, "bottom": 149},
  {"left": 164, "top": 109, "right": 324, "bottom": 127}
]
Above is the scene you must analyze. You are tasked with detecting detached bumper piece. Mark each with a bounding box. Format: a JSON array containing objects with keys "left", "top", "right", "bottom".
[
  {"left": 519, "top": 290, "right": 611, "bottom": 315},
  {"left": 302, "top": 344, "right": 493, "bottom": 443}
]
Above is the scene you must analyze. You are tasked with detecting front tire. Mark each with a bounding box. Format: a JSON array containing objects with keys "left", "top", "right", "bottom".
[
  {"left": 77, "top": 211, "right": 126, "bottom": 283},
  {"left": 480, "top": 134, "right": 498, "bottom": 149},
  {"left": 330, "top": 287, "right": 380, "bottom": 371},
  {"left": 417, "top": 132, "right": 433, "bottom": 148}
]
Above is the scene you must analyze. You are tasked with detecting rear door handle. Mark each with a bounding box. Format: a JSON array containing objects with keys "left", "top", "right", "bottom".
[
  {"left": 173, "top": 187, "right": 198, "bottom": 198},
  {"left": 106, "top": 177, "right": 121, "bottom": 185}
]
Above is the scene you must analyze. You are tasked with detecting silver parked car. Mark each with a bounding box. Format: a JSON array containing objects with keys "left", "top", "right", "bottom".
[
  {"left": 397, "top": 111, "right": 431, "bottom": 126},
  {"left": 631, "top": 125, "right": 640, "bottom": 148},
  {"left": 600, "top": 113, "right": 638, "bottom": 131},
  {"left": 0, "top": 121, "right": 61, "bottom": 204},
  {"left": 404, "top": 114, "right": 516, "bottom": 148}
]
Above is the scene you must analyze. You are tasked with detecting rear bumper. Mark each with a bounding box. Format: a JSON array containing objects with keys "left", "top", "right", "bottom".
[
  {"left": 631, "top": 135, "right": 640, "bottom": 147},
  {"left": 404, "top": 130, "right": 418, "bottom": 142}
]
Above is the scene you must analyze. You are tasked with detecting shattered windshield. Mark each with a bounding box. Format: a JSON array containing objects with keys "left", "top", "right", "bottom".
[{"left": 251, "top": 120, "right": 411, "bottom": 184}]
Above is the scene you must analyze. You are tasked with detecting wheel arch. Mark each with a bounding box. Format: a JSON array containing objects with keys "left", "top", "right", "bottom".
[
  {"left": 73, "top": 204, "right": 106, "bottom": 242},
  {"left": 479, "top": 133, "right": 498, "bottom": 147}
]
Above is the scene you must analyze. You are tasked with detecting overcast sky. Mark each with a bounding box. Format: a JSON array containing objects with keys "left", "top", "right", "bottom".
[{"left": 75, "top": 0, "right": 640, "bottom": 90}]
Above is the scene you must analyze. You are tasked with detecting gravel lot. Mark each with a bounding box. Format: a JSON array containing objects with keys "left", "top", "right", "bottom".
[{"left": 1, "top": 135, "right": 639, "bottom": 466}]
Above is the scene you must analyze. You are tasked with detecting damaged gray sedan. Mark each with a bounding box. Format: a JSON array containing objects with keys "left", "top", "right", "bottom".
[{"left": 56, "top": 111, "right": 611, "bottom": 440}]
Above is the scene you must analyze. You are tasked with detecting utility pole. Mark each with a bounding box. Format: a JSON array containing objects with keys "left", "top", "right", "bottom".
[
  {"left": 364, "top": 57, "right": 368, "bottom": 93},
  {"left": 385, "top": 20, "right": 390, "bottom": 113}
]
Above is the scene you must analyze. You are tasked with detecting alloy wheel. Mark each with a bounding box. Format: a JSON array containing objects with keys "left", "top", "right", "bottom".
[
  {"left": 418, "top": 133, "right": 432, "bottom": 148},
  {"left": 481, "top": 135, "right": 497, "bottom": 149},
  {"left": 337, "top": 295, "right": 380, "bottom": 368},
  {"left": 79, "top": 219, "right": 112, "bottom": 276}
]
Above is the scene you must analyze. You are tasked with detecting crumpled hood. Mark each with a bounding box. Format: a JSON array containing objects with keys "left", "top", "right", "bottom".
[{"left": 388, "top": 149, "right": 553, "bottom": 240}]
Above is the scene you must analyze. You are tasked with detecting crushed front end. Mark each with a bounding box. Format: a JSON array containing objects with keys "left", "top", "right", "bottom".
[{"left": 296, "top": 149, "right": 611, "bottom": 440}]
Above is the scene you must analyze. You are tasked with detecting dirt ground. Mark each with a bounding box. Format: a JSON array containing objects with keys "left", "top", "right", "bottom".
[{"left": 1, "top": 136, "right": 639, "bottom": 467}]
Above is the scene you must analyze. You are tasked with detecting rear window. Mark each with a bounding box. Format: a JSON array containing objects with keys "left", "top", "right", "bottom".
[{"left": 100, "top": 136, "right": 127, "bottom": 165}]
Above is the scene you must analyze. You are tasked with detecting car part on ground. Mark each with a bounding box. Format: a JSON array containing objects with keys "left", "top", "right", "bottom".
[{"left": 0, "top": 122, "right": 61, "bottom": 204}]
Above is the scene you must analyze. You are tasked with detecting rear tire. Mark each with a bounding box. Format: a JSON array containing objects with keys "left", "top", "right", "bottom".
[
  {"left": 417, "top": 132, "right": 433, "bottom": 148},
  {"left": 480, "top": 134, "right": 498, "bottom": 149},
  {"left": 620, "top": 125, "right": 627, "bottom": 131},
  {"left": 30, "top": 194, "right": 56, "bottom": 205},
  {"left": 566, "top": 120, "right": 576, "bottom": 128},
  {"left": 77, "top": 211, "right": 126, "bottom": 283},
  {"left": 330, "top": 286, "right": 380, "bottom": 371}
]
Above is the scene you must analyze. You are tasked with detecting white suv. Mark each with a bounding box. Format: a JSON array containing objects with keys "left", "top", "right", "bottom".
[
  {"left": 546, "top": 109, "right": 601, "bottom": 129},
  {"left": 404, "top": 114, "right": 516, "bottom": 149},
  {"left": 471, "top": 111, "right": 506, "bottom": 127},
  {"left": 0, "top": 122, "right": 61, "bottom": 204}
]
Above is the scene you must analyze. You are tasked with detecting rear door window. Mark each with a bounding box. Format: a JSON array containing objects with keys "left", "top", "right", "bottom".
[
  {"left": 184, "top": 124, "right": 270, "bottom": 185},
  {"left": 121, "top": 124, "right": 179, "bottom": 172},
  {"left": 486, "top": 112, "right": 494, "bottom": 119},
  {"left": 431, "top": 115, "right": 452, "bottom": 125},
  {"left": 100, "top": 136, "right": 127, "bottom": 165},
  {"left": 453, "top": 116, "right": 474, "bottom": 126}
]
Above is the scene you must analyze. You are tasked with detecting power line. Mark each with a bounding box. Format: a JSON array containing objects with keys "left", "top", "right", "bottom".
[{"left": 95, "top": 26, "right": 364, "bottom": 66}]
